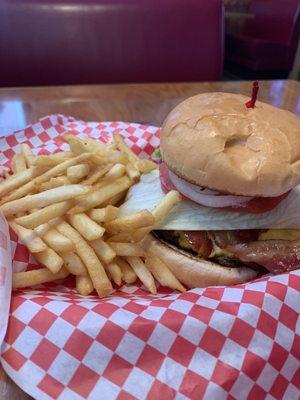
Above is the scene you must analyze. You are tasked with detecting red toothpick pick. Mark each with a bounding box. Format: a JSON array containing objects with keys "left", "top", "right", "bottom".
[{"left": 245, "top": 81, "right": 259, "bottom": 108}]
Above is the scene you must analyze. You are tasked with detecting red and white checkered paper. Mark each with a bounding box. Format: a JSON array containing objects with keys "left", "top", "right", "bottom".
[{"left": 0, "top": 114, "right": 299, "bottom": 400}]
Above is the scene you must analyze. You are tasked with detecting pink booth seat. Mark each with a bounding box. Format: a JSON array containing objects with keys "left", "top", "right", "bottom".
[
  {"left": 0, "top": 0, "right": 224, "bottom": 87},
  {"left": 226, "top": 0, "right": 300, "bottom": 73}
]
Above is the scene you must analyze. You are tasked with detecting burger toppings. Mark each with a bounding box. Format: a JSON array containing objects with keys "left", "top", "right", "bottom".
[
  {"left": 228, "top": 240, "right": 300, "bottom": 274},
  {"left": 155, "top": 229, "right": 300, "bottom": 274},
  {"left": 159, "top": 163, "right": 291, "bottom": 214}
]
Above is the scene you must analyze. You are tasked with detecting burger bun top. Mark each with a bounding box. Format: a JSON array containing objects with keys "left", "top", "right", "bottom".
[{"left": 160, "top": 92, "right": 300, "bottom": 197}]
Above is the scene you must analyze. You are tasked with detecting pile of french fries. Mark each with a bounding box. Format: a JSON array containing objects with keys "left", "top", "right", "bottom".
[{"left": 0, "top": 133, "right": 185, "bottom": 297}]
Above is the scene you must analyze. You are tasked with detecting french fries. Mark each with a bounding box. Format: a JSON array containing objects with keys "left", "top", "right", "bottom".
[
  {"left": 57, "top": 221, "right": 112, "bottom": 297},
  {"left": 125, "top": 163, "right": 140, "bottom": 182},
  {"left": 1, "top": 184, "right": 90, "bottom": 217},
  {"left": 83, "top": 164, "right": 112, "bottom": 185},
  {"left": 32, "top": 152, "right": 75, "bottom": 167},
  {"left": 4, "top": 132, "right": 187, "bottom": 297},
  {"left": 34, "top": 224, "right": 74, "bottom": 253},
  {"left": 68, "top": 176, "right": 131, "bottom": 214},
  {"left": 90, "top": 239, "right": 116, "bottom": 264},
  {"left": 103, "top": 205, "right": 119, "bottom": 222},
  {"left": 9, "top": 221, "right": 47, "bottom": 253},
  {"left": 152, "top": 190, "right": 182, "bottom": 223},
  {"left": 105, "top": 163, "right": 126, "bottom": 180},
  {"left": 114, "top": 134, "right": 140, "bottom": 165},
  {"left": 11, "top": 154, "right": 26, "bottom": 173},
  {"left": 14, "top": 201, "right": 73, "bottom": 228},
  {"left": 115, "top": 257, "right": 137, "bottom": 284},
  {"left": 67, "top": 163, "right": 90, "bottom": 183},
  {"left": 68, "top": 213, "right": 105, "bottom": 241},
  {"left": 105, "top": 210, "right": 154, "bottom": 234},
  {"left": 145, "top": 254, "right": 185, "bottom": 293},
  {"left": 62, "top": 252, "right": 87, "bottom": 276},
  {"left": 102, "top": 191, "right": 126, "bottom": 207},
  {"left": 38, "top": 176, "right": 71, "bottom": 191},
  {"left": 13, "top": 267, "right": 69, "bottom": 290},
  {"left": 134, "top": 159, "right": 157, "bottom": 173},
  {"left": 88, "top": 207, "right": 106, "bottom": 223},
  {"left": 105, "top": 262, "right": 122, "bottom": 286},
  {"left": 21, "top": 143, "right": 35, "bottom": 167},
  {"left": 109, "top": 242, "right": 145, "bottom": 257},
  {"left": 107, "top": 232, "right": 134, "bottom": 242},
  {"left": 76, "top": 275, "right": 94, "bottom": 296},
  {"left": 130, "top": 190, "right": 182, "bottom": 242},
  {"left": 34, "top": 247, "right": 64, "bottom": 274},
  {"left": 125, "top": 256, "right": 157, "bottom": 294},
  {"left": 0, "top": 153, "right": 91, "bottom": 203},
  {"left": 0, "top": 167, "right": 39, "bottom": 198}
]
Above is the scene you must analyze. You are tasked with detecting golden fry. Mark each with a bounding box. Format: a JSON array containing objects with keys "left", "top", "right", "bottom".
[
  {"left": 67, "top": 163, "right": 90, "bottom": 183},
  {"left": 89, "top": 239, "right": 116, "bottom": 264},
  {"left": 145, "top": 254, "right": 186, "bottom": 293},
  {"left": 134, "top": 159, "right": 157, "bottom": 173},
  {"left": 68, "top": 213, "right": 105, "bottom": 241},
  {"left": 82, "top": 164, "right": 112, "bottom": 185},
  {"left": 115, "top": 257, "right": 137, "bottom": 284},
  {"left": 68, "top": 176, "right": 131, "bottom": 214},
  {"left": 125, "top": 163, "right": 140, "bottom": 182},
  {"left": 114, "top": 134, "right": 140, "bottom": 165},
  {"left": 107, "top": 232, "right": 134, "bottom": 242},
  {"left": 38, "top": 176, "right": 71, "bottom": 191},
  {"left": 105, "top": 262, "right": 122, "bottom": 286},
  {"left": 1, "top": 153, "right": 91, "bottom": 203},
  {"left": 14, "top": 201, "right": 72, "bottom": 229},
  {"left": 105, "top": 210, "right": 154, "bottom": 234},
  {"left": 104, "top": 205, "right": 119, "bottom": 222},
  {"left": 13, "top": 267, "right": 69, "bottom": 290},
  {"left": 152, "top": 190, "right": 182, "bottom": 223},
  {"left": 34, "top": 225, "right": 74, "bottom": 253},
  {"left": 105, "top": 164, "right": 126, "bottom": 180},
  {"left": 1, "top": 184, "right": 89, "bottom": 217},
  {"left": 62, "top": 252, "right": 87, "bottom": 276},
  {"left": 101, "top": 191, "right": 126, "bottom": 207},
  {"left": 9, "top": 221, "right": 47, "bottom": 253},
  {"left": 130, "top": 190, "right": 182, "bottom": 242},
  {"left": 76, "top": 275, "right": 94, "bottom": 296},
  {"left": 109, "top": 242, "right": 145, "bottom": 257},
  {"left": 62, "top": 134, "right": 109, "bottom": 155},
  {"left": 32, "top": 152, "right": 75, "bottom": 167},
  {"left": 57, "top": 221, "right": 112, "bottom": 297},
  {"left": 0, "top": 167, "right": 38, "bottom": 198},
  {"left": 34, "top": 247, "right": 64, "bottom": 274},
  {"left": 87, "top": 208, "right": 106, "bottom": 223},
  {"left": 11, "top": 154, "right": 27, "bottom": 173},
  {"left": 21, "top": 143, "right": 35, "bottom": 167},
  {"left": 125, "top": 256, "right": 157, "bottom": 294}
]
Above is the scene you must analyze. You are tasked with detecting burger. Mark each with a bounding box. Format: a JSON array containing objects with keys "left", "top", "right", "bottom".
[{"left": 142, "top": 91, "right": 300, "bottom": 288}]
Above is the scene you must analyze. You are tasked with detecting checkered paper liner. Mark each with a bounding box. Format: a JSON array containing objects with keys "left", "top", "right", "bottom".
[{"left": 0, "top": 114, "right": 299, "bottom": 400}]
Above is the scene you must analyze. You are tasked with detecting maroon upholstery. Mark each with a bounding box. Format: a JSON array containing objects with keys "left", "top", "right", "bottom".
[
  {"left": 0, "top": 0, "right": 224, "bottom": 87},
  {"left": 226, "top": 0, "right": 300, "bottom": 72}
]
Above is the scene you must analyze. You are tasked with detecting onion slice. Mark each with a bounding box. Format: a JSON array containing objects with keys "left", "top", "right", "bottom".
[{"left": 168, "top": 170, "right": 253, "bottom": 208}]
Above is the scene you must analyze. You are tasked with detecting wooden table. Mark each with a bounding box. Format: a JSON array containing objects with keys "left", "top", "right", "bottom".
[{"left": 0, "top": 79, "right": 299, "bottom": 400}]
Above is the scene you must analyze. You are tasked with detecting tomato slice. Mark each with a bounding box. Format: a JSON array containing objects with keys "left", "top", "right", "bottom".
[
  {"left": 159, "top": 163, "right": 291, "bottom": 214},
  {"left": 224, "top": 191, "right": 290, "bottom": 214}
]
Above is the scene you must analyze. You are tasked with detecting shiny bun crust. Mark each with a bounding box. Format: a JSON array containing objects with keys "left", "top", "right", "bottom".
[
  {"left": 143, "top": 234, "right": 257, "bottom": 288},
  {"left": 160, "top": 92, "right": 300, "bottom": 197}
]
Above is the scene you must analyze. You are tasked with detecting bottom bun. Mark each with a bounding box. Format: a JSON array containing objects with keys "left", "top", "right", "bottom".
[{"left": 143, "top": 234, "right": 258, "bottom": 288}]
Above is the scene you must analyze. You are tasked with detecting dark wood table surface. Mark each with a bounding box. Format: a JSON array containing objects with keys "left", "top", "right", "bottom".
[{"left": 0, "top": 79, "right": 299, "bottom": 400}]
